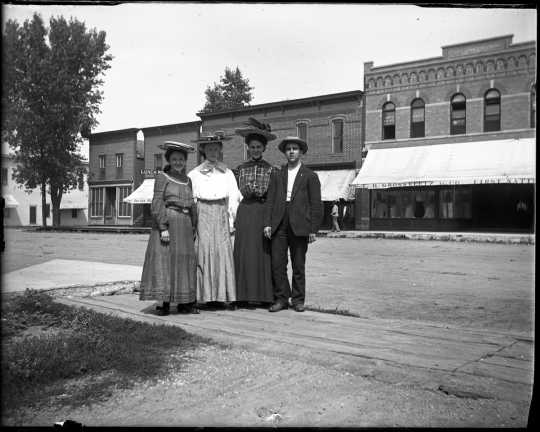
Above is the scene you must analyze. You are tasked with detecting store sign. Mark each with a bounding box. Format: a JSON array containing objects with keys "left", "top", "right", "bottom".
[{"left": 140, "top": 169, "right": 161, "bottom": 177}]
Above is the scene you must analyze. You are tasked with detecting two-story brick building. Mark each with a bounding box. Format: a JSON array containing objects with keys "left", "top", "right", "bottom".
[
  {"left": 88, "top": 128, "right": 145, "bottom": 226},
  {"left": 353, "top": 35, "right": 536, "bottom": 232},
  {"left": 122, "top": 121, "right": 201, "bottom": 226},
  {"left": 197, "top": 90, "right": 364, "bottom": 229}
]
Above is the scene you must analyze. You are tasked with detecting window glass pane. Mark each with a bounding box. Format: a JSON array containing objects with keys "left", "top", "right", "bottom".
[
  {"left": 439, "top": 188, "right": 472, "bottom": 219},
  {"left": 1, "top": 168, "right": 7, "bottom": 185},
  {"left": 485, "top": 104, "right": 500, "bottom": 116},
  {"left": 411, "top": 99, "right": 424, "bottom": 108},
  {"left": 412, "top": 108, "right": 424, "bottom": 122},
  {"left": 383, "top": 112, "right": 395, "bottom": 125},
  {"left": 452, "top": 108, "right": 466, "bottom": 119},
  {"left": 485, "top": 89, "right": 500, "bottom": 100},
  {"left": 297, "top": 123, "right": 307, "bottom": 141},
  {"left": 452, "top": 94, "right": 466, "bottom": 104}
]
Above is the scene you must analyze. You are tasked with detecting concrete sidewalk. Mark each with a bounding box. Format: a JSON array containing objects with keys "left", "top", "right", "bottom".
[
  {"left": 18, "top": 226, "right": 534, "bottom": 244},
  {"left": 319, "top": 230, "right": 534, "bottom": 244},
  {"left": 2, "top": 259, "right": 142, "bottom": 293}
]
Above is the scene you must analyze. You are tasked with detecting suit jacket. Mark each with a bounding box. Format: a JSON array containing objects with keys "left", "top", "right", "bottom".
[{"left": 264, "top": 163, "right": 323, "bottom": 237}]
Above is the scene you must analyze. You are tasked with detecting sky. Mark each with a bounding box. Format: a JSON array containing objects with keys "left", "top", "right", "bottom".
[{"left": 2, "top": 2, "right": 537, "bottom": 143}]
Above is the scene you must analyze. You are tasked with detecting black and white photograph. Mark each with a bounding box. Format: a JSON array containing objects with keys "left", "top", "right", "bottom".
[{"left": 1, "top": 1, "right": 536, "bottom": 428}]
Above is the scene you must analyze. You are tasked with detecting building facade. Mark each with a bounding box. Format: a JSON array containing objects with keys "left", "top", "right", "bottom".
[
  {"left": 197, "top": 90, "right": 364, "bottom": 229},
  {"left": 2, "top": 142, "right": 89, "bottom": 226},
  {"left": 354, "top": 35, "right": 536, "bottom": 232},
  {"left": 87, "top": 128, "right": 145, "bottom": 226}
]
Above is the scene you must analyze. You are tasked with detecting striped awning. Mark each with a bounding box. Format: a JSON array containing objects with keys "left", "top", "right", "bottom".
[
  {"left": 123, "top": 179, "right": 154, "bottom": 204},
  {"left": 352, "top": 138, "right": 535, "bottom": 189},
  {"left": 314, "top": 169, "right": 357, "bottom": 201}
]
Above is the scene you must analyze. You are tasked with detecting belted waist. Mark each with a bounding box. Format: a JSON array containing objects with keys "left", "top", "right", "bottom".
[
  {"left": 197, "top": 198, "right": 227, "bottom": 204},
  {"left": 166, "top": 204, "right": 192, "bottom": 214},
  {"left": 242, "top": 196, "right": 266, "bottom": 203}
]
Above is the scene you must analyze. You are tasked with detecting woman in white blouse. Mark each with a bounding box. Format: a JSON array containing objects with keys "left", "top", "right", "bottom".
[{"left": 188, "top": 134, "right": 242, "bottom": 309}]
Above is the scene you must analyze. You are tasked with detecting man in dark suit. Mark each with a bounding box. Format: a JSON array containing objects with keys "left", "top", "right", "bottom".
[{"left": 263, "top": 136, "right": 323, "bottom": 312}]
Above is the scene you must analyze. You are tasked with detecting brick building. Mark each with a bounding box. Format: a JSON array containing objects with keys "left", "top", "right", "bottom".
[
  {"left": 353, "top": 35, "right": 536, "bottom": 232},
  {"left": 123, "top": 121, "right": 202, "bottom": 226},
  {"left": 197, "top": 90, "right": 364, "bottom": 229},
  {"left": 88, "top": 128, "right": 145, "bottom": 226}
]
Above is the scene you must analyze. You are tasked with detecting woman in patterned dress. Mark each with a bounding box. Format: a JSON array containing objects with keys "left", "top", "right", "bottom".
[
  {"left": 139, "top": 141, "right": 199, "bottom": 316},
  {"left": 188, "top": 134, "right": 242, "bottom": 309},
  {"left": 233, "top": 118, "right": 277, "bottom": 308}
]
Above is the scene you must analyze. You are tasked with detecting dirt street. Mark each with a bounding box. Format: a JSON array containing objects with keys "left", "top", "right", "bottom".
[{"left": 2, "top": 228, "right": 534, "bottom": 333}]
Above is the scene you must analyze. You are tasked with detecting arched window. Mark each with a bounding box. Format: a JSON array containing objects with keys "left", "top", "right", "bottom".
[
  {"left": 382, "top": 102, "right": 396, "bottom": 140},
  {"left": 297, "top": 121, "right": 308, "bottom": 142},
  {"left": 531, "top": 84, "right": 536, "bottom": 129},
  {"left": 450, "top": 93, "right": 466, "bottom": 135},
  {"left": 331, "top": 118, "right": 344, "bottom": 153},
  {"left": 410, "top": 98, "right": 425, "bottom": 138},
  {"left": 484, "top": 89, "right": 501, "bottom": 132}
]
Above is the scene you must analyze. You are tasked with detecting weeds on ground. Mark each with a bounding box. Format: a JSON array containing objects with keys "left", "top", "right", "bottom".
[{"left": 1, "top": 290, "right": 211, "bottom": 412}]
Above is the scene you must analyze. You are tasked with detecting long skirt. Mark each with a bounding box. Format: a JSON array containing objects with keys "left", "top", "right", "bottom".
[
  {"left": 196, "top": 200, "right": 236, "bottom": 302},
  {"left": 139, "top": 208, "right": 197, "bottom": 304},
  {"left": 234, "top": 199, "right": 273, "bottom": 302}
]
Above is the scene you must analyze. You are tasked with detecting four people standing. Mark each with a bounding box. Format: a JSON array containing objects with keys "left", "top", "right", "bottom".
[{"left": 140, "top": 121, "right": 323, "bottom": 314}]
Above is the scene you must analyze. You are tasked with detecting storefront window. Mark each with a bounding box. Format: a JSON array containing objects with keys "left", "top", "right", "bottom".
[
  {"left": 439, "top": 187, "right": 472, "bottom": 219},
  {"left": 371, "top": 189, "right": 436, "bottom": 219}
]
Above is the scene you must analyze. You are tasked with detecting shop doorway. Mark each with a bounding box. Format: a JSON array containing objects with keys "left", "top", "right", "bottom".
[
  {"left": 104, "top": 187, "right": 117, "bottom": 225},
  {"left": 29, "top": 205, "right": 36, "bottom": 225}
]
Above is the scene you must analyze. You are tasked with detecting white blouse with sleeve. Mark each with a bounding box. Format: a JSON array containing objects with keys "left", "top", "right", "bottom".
[{"left": 188, "top": 161, "right": 243, "bottom": 232}]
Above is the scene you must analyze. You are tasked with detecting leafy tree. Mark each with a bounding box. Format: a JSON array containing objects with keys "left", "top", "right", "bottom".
[
  {"left": 202, "top": 66, "right": 253, "bottom": 113},
  {"left": 2, "top": 13, "right": 112, "bottom": 226}
]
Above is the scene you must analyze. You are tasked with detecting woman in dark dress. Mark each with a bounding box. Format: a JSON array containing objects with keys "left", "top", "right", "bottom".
[
  {"left": 233, "top": 118, "right": 277, "bottom": 308},
  {"left": 139, "top": 141, "right": 199, "bottom": 315}
]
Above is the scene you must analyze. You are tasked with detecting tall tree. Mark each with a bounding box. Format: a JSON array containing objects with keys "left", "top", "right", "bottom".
[
  {"left": 2, "top": 13, "right": 112, "bottom": 226},
  {"left": 202, "top": 66, "right": 253, "bottom": 113}
]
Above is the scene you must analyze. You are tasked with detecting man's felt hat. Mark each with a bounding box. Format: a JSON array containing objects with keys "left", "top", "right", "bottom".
[{"left": 278, "top": 136, "right": 308, "bottom": 154}]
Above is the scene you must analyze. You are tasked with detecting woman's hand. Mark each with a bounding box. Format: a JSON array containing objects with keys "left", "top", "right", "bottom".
[
  {"left": 263, "top": 226, "right": 272, "bottom": 239},
  {"left": 160, "top": 230, "right": 170, "bottom": 243}
]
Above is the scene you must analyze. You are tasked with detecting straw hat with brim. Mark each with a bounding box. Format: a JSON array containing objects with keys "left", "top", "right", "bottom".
[
  {"left": 278, "top": 136, "right": 308, "bottom": 153},
  {"left": 158, "top": 141, "right": 195, "bottom": 153},
  {"left": 235, "top": 127, "right": 277, "bottom": 142},
  {"left": 191, "top": 135, "right": 233, "bottom": 147}
]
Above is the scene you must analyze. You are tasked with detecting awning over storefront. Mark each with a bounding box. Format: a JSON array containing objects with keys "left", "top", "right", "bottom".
[
  {"left": 352, "top": 138, "right": 535, "bottom": 189},
  {"left": 124, "top": 179, "right": 154, "bottom": 204},
  {"left": 4, "top": 194, "right": 19, "bottom": 208},
  {"left": 314, "top": 170, "right": 357, "bottom": 201}
]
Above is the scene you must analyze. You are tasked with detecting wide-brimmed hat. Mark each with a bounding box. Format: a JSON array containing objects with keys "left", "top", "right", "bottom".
[
  {"left": 158, "top": 140, "right": 195, "bottom": 153},
  {"left": 235, "top": 117, "right": 276, "bottom": 142},
  {"left": 191, "top": 133, "right": 232, "bottom": 147},
  {"left": 278, "top": 136, "right": 308, "bottom": 154}
]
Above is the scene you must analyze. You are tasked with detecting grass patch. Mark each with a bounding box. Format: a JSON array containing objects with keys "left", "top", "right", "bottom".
[{"left": 1, "top": 290, "right": 212, "bottom": 412}]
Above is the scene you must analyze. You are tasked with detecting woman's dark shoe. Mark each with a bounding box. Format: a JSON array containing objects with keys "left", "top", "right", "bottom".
[
  {"left": 225, "top": 302, "right": 238, "bottom": 311},
  {"left": 269, "top": 301, "right": 288, "bottom": 312},
  {"left": 236, "top": 301, "right": 255, "bottom": 309},
  {"left": 156, "top": 302, "right": 170, "bottom": 316}
]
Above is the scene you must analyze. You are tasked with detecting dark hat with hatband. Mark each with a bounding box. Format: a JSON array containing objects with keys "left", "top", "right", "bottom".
[
  {"left": 277, "top": 136, "right": 308, "bottom": 154},
  {"left": 191, "top": 133, "right": 232, "bottom": 147},
  {"left": 235, "top": 117, "right": 276, "bottom": 144}
]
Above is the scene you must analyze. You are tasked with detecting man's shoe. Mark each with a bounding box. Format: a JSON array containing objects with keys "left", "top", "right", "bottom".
[
  {"left": 269, "top": 301, "right": 288, "bottom": 312},
  {"left": 292, "top": 303, "right": 305, "bottom": 312}
]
